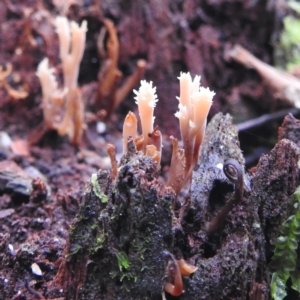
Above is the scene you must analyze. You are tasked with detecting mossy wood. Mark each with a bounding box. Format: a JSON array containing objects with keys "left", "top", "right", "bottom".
[
  {"left": 55, "top": 138, "right": 175, "bottom": 299},
  {"left": 51, "top": 113, "right": 300, "bottom": 299}
]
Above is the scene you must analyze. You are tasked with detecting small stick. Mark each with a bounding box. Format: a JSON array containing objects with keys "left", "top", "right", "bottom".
[
  {"left": 227, "top": 44, "right": 300, "bottom": 107},
  {"left": 236, "top": 107, "right": 299, "bottom": 132}
]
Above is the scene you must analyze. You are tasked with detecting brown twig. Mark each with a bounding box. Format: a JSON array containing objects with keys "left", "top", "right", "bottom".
[
  {"left": 226, "top": 44, "right": 300, "bottom": 108},
  {"left": 236, "top": 107, "right": 299, "bottom": 132}
]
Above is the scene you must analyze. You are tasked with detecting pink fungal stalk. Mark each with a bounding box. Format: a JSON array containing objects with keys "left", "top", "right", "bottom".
[
  {"left": 119, "top": 73, "right": 214, "bottom": 195},
  {"left": 134, "top": 80, "right": 158, "bottom": 150},
  {"left": 175, "top": 72, "right": 214, "bottom": 177}
]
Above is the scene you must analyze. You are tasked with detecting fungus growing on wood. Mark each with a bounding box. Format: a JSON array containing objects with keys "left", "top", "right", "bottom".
[
  {"left": 122, "top": 111, "right": 137, "bottom": 154},
  {"left": 163, "top": 251, "right": 184, "bottom": 297},
  {"left": 175, "top": 72, "right": 214, "bottom": 174},
  {"left": 97, "top": 19, "right": 120, "bottom": 104},
  {"left": 166, "top": 137, "right": 186, "bottom": 195},
  {"left": 55, "top": 16, "right": 87, "bottom": 145},
  {"left": 97, "top": 19, "right": 147, "bottom": 118},
  {"left": 134, "top": 134, "right": 144, "bottom": 151},
  {"left": 114, "top": 59, "right": 147, "bottom": 110},
  {"left": 167, "top": 72, "right": 214, "bottom": 194},
  {"left": 177, "top": 258, "right": 198, "bottom": 276},
  {"left": 0, "top": 63, "right": 28, "bottom": 101},
  {"left": 162, "top": 251, "right": 198, "bottom": 297},
  {"left": 107, "top": 144, "right": 118, "bottom": 180},
  {"left": 37, "top": 16, "right": 87, "bottom": 145},
  {"left": 145, "top": 145, "right": 161, "bottom": 164},
  {"left": 55, "top": 16, "right": 87, "bottom": 91},
  {"left": 148, "top": 125, "right": 162, "bottom": 154},
  {"left": 117, "top": 74, "right": 214, "bottom": 195},
  {"left": 206, "top": 159, "right": 244, "bottom": 233},
  {"left": 36, "top": 58, "right": 66, "bottom": 130},
  {"left": 134, "top": 80, "right": 158, "bottom": 150}
]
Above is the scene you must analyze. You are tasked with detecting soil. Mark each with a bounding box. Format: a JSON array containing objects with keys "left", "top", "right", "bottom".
[{"left": 0, "top": 0, "right": 300, "bottom": 299}]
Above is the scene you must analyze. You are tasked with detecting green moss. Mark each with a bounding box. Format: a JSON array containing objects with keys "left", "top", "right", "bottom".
[
  {"left": 269, "top": 186, "right": 300, "bottom": 299},
  {"left": 70, "top": 224, "right": 76, "bottom": 234},
  {"left": 275, "top": 1, "right": 300, "bottom": 71},
  {"left": 120, "top": 273, "right": 137, "bottom": 283},
  {"left": 90, "top": 235, "right": 106, "bottom": 254},
  {"left": 110, "top": 252, "right": 138, "bottom": 287},
  {"left": 91, "top": 173, "right": 108, "bottom": 203},
  {"left": 289, "top": 0, "right": 300, "bottom": 14},
  {"left": 134, "top": 244, "right": 146, "bottom": 260},
  {"left": 91, "top": 224, "right": 98, "bottom": 230},
  {"left": 117, "top": 251, "right": 130, "bottom": 271},
  {"left": 65, "top": 245, "right": 81, "bottom": 258},
  {"left": 97, "top": 237, "right": 105, "bottom": 244}
]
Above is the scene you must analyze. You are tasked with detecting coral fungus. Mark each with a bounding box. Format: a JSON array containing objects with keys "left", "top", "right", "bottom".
[
  {"left": 118, "top": 73, "right": 214, "bottom": 196},
  {"left": 37, "top": 16, "right": 87, "bottom": 145}
]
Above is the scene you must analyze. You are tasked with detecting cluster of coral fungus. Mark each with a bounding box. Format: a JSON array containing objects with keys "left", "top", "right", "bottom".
[
  {"left": 36, "top": 16, "right": 146, "bottom": 145},
  {"left": 114, "top": 72, "right": 215, "bottom": 195},
  {"left": 105, "top": 73, "right": 214, "bottom": 297}
]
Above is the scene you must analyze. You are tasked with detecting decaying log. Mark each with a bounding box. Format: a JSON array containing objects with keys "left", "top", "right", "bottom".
[
  {"left": 52, "top": 114, "right": 300, "bottom": 300},
  {"left": 178, "top": 113, "right": 300, "bottom": 299},
  {"left": 278, "top": 113, "right": 300, "bottom": 147},
  {"left": 52, "top": 138, "right": 175, "bottom": 300}
]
